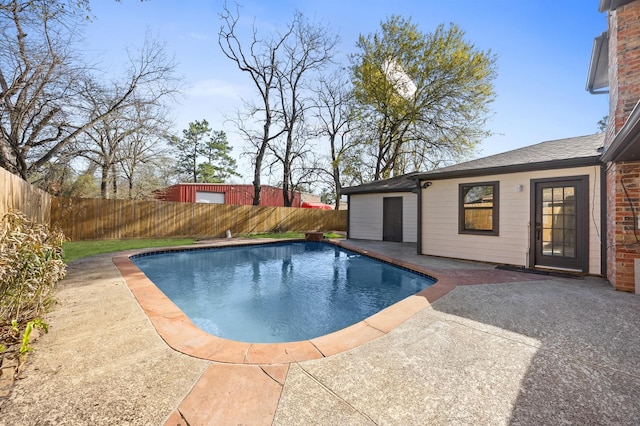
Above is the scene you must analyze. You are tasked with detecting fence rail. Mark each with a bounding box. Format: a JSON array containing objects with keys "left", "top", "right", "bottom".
[
  {"left": 0, "top": 167, "right": 51, "bottom": 224},
  {"left": 52, "top": 197, "right": 348, "bottom": 241}
]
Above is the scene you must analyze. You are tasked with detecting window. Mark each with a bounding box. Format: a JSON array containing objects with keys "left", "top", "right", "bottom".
[
  {"left": 459, "top": 182, "right": 499, "bottom": 235},
  {"left": 195, "top": 191, "right": 225, "bottom": 204}
]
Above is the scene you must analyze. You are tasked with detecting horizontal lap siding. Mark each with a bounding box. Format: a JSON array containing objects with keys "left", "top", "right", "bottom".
[
  {"left": 403, "top": 194, "right": 418, "bottom": 243},
  {"left": 349, "top": 192, "right": 417, "bottom": 242},
  {"left": 421, "top": 166, "right": 602, "bottom": 275},
  {"left": 349, "top": 194, "right": 384, "bottom": 240}
]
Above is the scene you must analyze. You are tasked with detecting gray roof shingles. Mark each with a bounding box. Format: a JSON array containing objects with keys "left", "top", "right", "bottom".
[
  {"left": 341, "top": 133, "right": 604, "bottom": 195},
  {"left": 341, "top": 172, "right": 421, "bottom": 195}
]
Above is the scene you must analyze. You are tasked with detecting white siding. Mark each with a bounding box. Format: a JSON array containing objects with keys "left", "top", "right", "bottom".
[
  {"left": 349, "top": 192, "right": 418, "bottom": 242},
  {"left": 349, "top": 194, "right": 383, "bottom": 240},
  {"left": 421, "top": 166, "right": 602, "bottom": 275},
  {"left": 403, "top": 193, "right": 418, "bottom": 243}
]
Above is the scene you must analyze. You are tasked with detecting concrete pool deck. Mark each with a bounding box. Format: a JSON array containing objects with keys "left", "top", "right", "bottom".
[{"left": 2, "top": 239, "right": 640, "bottom": 424}]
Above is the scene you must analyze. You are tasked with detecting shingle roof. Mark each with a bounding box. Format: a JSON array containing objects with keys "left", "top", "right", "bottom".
[
  {"left": 414, "top": 133, "right": 604, "bottom": 180},
  {"left": 341, "top": 172, "right": 420, "bottom": 195},
  {"left": 341, "top": 134, "right": 604, "bottom": 195}
]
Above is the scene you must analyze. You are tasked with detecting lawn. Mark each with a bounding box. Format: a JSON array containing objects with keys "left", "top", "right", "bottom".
[
  {"left": 62, "top": 238, "right": 197, "bottom": 263},
  {"left": 62, "top": 232, "right": 345, "bottom": 263}
]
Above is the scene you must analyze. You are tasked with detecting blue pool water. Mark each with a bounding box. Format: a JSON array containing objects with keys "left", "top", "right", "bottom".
[{"left": 132, "top": 242, "right": 434, "bottom": 343}]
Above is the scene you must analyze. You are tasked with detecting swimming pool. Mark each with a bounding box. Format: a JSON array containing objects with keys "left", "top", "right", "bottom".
[{"left": 132, "top": 242, "right": 435, "bottom": 343}]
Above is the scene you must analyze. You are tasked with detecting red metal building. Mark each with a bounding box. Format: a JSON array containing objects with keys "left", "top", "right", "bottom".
[
  {"left": 157, "top": 183, "right": 302, "bottom": 207},
  {"left": 301, "top": 201, "right": 333, "bottom": 210}
]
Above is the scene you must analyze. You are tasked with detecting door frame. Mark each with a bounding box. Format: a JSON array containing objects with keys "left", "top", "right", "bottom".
[
  {"left": 383, "top": 196, "right": 403, "bottom": 242},
  {"left": 529, "top": 175, "right": 589, "bottom": 272}
]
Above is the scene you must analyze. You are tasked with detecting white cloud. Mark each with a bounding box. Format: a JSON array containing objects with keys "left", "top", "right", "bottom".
[
  {"left": 187, "top": 32, "right": 211, "bottom": 41},
  {"left": 185, "top": 79, "right": 250, "bottom": 99}
]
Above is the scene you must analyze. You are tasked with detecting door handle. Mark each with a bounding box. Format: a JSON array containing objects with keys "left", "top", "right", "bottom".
[{"left": 535, "top": 222, "right": 541, "bottom": 240}]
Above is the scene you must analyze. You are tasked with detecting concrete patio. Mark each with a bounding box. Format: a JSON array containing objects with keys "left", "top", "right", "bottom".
[{"left": 1, "top": 240, "right": 640, "bottom": 425}]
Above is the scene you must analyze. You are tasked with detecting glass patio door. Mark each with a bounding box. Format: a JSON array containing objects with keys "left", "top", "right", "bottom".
[{"left": 532, "top": 176, "right": 588, "bottom": 272}]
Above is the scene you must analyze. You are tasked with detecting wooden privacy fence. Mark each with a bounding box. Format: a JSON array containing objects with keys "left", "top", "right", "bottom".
[
  {"left": 52, "top": 197, "right": 348, "bottom": 241},
  {"left": 0, "top": 167, "right": 51, "bottom": 224},
  {"left": 462, "top": 202, "right": 493, "bottom": 231}
]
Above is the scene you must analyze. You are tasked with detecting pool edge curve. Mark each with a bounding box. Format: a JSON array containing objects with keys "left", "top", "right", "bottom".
[{"left": 112, "top": 239, "right": 455, "bottom": 365}]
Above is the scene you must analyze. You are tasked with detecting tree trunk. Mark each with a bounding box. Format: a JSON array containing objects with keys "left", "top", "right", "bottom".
[
  {"left": 252, "top": 176, "right": 261, "bottom": 206},
  {"left": 329, "top": 133, "right": 341, "bottom": 210},
  {"left": 112, "top": 163, "right": 118, "bottom": 198},
  {"left": 253, "top": 137, "right": 266, "bottom": 206},
  {"left": 252, "top": 122, "right": 272, "bottom": 206},
  {"left": 333, "top": 166, "right": 341, "bottom": 210},
  {"left": 192, "top": 153, "right": 198, "bottom": 183},
  {"left": 282, "top": 133, "right": 294, "bottom": 207},
  {"left": 126, "top": 162, "right": 136, "bottom": 200},
  {"left": 100, "top": 165, "right": 109, "bottom": 199}
]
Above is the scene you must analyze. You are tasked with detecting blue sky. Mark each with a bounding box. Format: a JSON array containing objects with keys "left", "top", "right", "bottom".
[{"left": 82, "top": 0, "right": 609, "bottom": 183}]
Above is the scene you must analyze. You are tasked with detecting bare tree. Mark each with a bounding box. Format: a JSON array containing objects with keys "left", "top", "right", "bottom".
[
  {"left": 270, "top": 12, "right": 338, "bottom": 206},
  {"left": 29, "top": 143, "right": 81, "bottom": 195},
  {"left": 267, "top": 120, "right": 320, "bottom": 205},
  {"left": 314, "top": 69, "right": 356, "bottom": 209},
  {"left": 79, "top": 82, "right": 132, "bottom": 198},
  {"left": 219, "top": 5, "right": 338, "bottom": 207},
  {"left": 118, "top": 103, "right": 173, "bottom": 199},
  {"left": 1, "top": 0, "right": 84, "bottom": 179},
  {"left": 0, "top": 1, "right": 180, "bottom": 183},
  {"left": 218, "top": 3, "right": 289, "bottom": 205},
  {"left": 125, "top": 154, "right": 176, "bottom": 200}
]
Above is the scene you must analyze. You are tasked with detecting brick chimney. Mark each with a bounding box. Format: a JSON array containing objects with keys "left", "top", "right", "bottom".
[
  {"left": 607, "top": 1, "right": 640, "bottom": 138},
  {"left": 604, "top": 0, "right": 640, "bottom": 292}
]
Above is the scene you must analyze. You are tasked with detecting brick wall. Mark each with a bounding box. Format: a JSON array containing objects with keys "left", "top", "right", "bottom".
[
  {"left": 606, "top": 8, "right": 619, "bottom": 149},
  {"left": 610, "top": 4, "right": 640, "bottom": 131},
  {"left": 605, "top": 1, "right": 640, "bottom": 292},
  {"left": 608, "top": 162, "right": 640, "bottom": 292},
  {"left": 606, "top": 163, "right": 617, "bottom": 285}
]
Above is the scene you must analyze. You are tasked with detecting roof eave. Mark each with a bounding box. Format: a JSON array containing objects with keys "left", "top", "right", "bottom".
[
  {"left": 339, "top": 172, "right": 421, "bottom": 195},
  {"left": 601, "top": 101, "right": 640, "bottom": 162},
  {"left": 413, "top": 157, "right": 603, "bottom": 181},
  {"left": 586, "top": 31, "right": 609, "bottom": 94},
  {"left": 599, "top": 0, "right": 635, "bottom": 12},
  {"left": 340, "top": 186, "right": 414, "bottom": 196}
]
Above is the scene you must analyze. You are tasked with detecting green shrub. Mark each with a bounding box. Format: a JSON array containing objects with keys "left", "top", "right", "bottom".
[
  {"left": 0, "top": 211, "right": 66, "bottom": 325},
  {"left": 16, "top": 318, "right": 48, "bottom": 357}
]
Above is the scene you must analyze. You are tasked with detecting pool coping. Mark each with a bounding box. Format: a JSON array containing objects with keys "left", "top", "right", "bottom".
[{"left": 112, "top": 239, "right": 456, "bottom": 365}]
